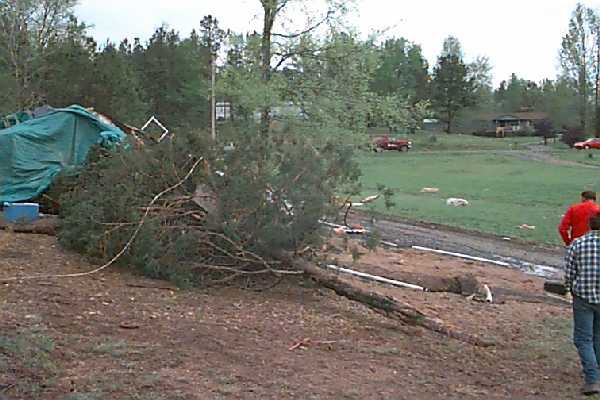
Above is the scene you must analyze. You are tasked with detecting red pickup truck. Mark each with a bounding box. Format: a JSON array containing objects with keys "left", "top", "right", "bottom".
[{"left": 373, "top": 136, "right": 412, "bottom": 152}]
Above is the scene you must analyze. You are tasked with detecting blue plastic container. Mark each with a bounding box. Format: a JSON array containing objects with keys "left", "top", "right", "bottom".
[{"left": 3, "top": 202, "right": 39, "bottom": 224}]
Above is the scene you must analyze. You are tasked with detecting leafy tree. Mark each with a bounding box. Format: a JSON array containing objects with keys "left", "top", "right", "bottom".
[
  {"left": 371, "top": 94, "right": 430, "bottom": 134},
  {"left": 370, "top": 38, "right": 430, "bottom": 103},
  {"left": 468, "top": 56, "right": 493, "bottom": 105},
  {"left": 35, "top": 17, "right": 96, "bottom": 107},
  {"left": 560, "top": 3, "right": 599, "bottom": 133},
  {"left": 0, "top": 0, "right": 79, "bottom": 108},
  {"left": 494, "top": 73, "right": 542, "bottom": 112},
  {"left": 538, "top": 78, "right": 579, "bottom": 128},
  {"left": 133, "top": 25, "right": 210, "bottom": 128},
  {"left": 441, "top": 35, "right": 463, "bottom": 59},
  {"left": 431, "top": 52, "right": 475, "bottom": 133},
  {"left": 89, "top": 42, "right": 149, "bottom": 124},
  {"left": 200, "top": 15, "right": 227, "bottom": 139},
  {"left": 534, "top": 119, "right": 555, "bottom": 145}
]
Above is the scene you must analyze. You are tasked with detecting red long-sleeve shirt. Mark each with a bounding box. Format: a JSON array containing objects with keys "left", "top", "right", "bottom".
[{"left": 559, "top": 200, "right": 600, "bottom": 245}]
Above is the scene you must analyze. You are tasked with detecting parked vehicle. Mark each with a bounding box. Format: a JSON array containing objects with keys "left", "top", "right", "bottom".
[
  {"left": 373, "top": 136, "right": 412, "bottom": 152},
  {"left": 574, "top": 138, "right": 600, "bottom": 150}
]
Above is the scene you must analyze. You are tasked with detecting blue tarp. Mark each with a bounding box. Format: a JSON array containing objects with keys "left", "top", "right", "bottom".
[{"left": 0, "top": 105, "right": 126, "bottom": 203}]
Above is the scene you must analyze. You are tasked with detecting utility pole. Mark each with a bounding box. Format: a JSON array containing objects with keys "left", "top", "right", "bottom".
[
  {"left": 201, "top": 15, "right": 224, "bottom": 141},
  {"left": 206, "top": 15, "right": 216, "bottom": 141},
  {"left": 211, "top": 49, "right": 216, "bottom": 141}
]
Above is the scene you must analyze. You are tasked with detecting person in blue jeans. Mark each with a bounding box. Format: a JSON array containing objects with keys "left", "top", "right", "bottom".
[{"left": 565, "top": 212, "right": 600, "bottom": 396}]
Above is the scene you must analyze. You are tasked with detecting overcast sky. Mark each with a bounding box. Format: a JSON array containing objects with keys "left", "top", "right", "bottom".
[{"left": 76, "top": 0, "right": 600, "bottom": 86}]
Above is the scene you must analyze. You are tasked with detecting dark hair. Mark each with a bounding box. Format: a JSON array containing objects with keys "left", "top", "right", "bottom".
[
  {"left": 582, "top": 191, "right": 597, "bottom": 201},
  {"left": 591, "top": 213, "right": 600, "bottom": 230}
]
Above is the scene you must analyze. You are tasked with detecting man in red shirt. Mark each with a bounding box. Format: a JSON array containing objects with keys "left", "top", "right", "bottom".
[{"left": 559, "top": 191, "right": 600, "bottom": 246}]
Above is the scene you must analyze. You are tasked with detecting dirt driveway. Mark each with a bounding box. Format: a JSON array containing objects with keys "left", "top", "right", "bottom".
[{"left": 0, "top": 230, "right": 586, "bottom": 400}]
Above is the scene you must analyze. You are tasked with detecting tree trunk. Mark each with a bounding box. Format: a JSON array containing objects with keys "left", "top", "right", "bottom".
[
  {"left": 259, "top": 1, "right": 276, "bottom": 136},
  {"left": 289, "top": 257, "right": 496, "bottom": 347},
  {"left": 581, "top": 30, "right": 589, "bottom": 132},
  {"left": 595, "top": 36, "right": 600, "bottom": 137},
  {"left": 446, "top": 109, "right": 453, "bottom": 133},
  {"left": 211, "top": 52, "right": 216, "bottom": 141}
]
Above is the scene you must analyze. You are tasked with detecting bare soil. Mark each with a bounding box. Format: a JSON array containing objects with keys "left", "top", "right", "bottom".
[{"left": 0, "top": 231, "right": 587, "bottom": 400}]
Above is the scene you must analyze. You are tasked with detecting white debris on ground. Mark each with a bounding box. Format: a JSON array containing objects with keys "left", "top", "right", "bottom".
[
  {"left": 518, "top": 224, "right": 536, "bottom": 230},
  {"left": 446, "top": 198, "right": 469, "bottom": 207}
]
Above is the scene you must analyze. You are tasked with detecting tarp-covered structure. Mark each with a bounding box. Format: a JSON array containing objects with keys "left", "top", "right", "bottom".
[{"left": 0, "top": 105, "right": 126, "bottom": 203}]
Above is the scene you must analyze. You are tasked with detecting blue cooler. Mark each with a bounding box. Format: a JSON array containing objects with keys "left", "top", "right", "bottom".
[{"left": 3, "top": 202, "right": 40, "bottom": 224}]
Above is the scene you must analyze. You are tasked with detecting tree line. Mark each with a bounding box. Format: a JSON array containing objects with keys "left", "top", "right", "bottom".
[{"left": 0, "top": 1, "right": 597, "bottom": 135}]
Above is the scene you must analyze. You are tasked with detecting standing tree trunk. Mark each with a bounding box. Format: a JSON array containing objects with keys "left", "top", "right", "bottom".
[
  {"left": 445, "top": 106, "right": 453, "bottom": 133},
  {"left": 581, "top": 40, "right": 588, "bottom": 132},
  {"left": 259, "top": 1, "right": 277, "bottom": 136},
  {"left": 211, "top": 51, "right": 216, "bottom": 141},
  {"left": 595, "top": 34, "right": 600, "bottom": 137}
]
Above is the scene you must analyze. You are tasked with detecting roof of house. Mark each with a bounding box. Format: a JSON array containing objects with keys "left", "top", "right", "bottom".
[
  {"left": 494, "top": 112, "right": 549, "bottom": 121},
  {"left": 474, "top": 112, "right": 549, "bottom": 121}
]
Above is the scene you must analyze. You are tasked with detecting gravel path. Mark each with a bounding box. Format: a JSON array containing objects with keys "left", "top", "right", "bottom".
[{"left": 348, "top": 211, "right": 565, "bottom": 279}]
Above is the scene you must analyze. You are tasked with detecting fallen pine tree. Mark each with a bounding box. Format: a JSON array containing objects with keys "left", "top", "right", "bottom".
[{"left": 54, "top": 130, "right": 494, "bottom": 346}]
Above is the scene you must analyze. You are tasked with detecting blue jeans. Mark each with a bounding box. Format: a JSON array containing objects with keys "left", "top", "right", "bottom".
[{"left": 573, "top": 295, "right": 600, "bottom": 384}]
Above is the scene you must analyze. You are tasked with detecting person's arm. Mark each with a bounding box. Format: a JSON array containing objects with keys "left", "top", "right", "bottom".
[
  {"left": 564, "top": 243, "right": 577, "bottom": 294},
  {"left": 559, "top": 207, "right": 573, "bottom": 245}
]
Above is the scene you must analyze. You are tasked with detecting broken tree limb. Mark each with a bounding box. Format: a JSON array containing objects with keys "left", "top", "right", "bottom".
[{"left": 288, "top": 257, "right": 496, "bottom": 347}]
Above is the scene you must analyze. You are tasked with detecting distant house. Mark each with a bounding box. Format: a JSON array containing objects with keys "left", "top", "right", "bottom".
[
  {"left": 491, "top": 112, "right": 549, "bottom": 132},
  {"left": 471, "top": 112, "right": 549, "bottom": 137},
  {"left": 216, "top": 102, "right": 232, "bottom": 121},
  {"left": 423, "top": 118, "right": 441, "bottom": 131}
]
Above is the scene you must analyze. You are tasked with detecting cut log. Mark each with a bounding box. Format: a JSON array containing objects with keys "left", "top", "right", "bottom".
[
  {"left": 0, "top": 216, "right": 58, "bottom": 235},
  {"left": 290, "top": 258, "right": 496, "bottom": 347},
  {"left": 544, "top": 280, "right": 568, "bottom": 296}
]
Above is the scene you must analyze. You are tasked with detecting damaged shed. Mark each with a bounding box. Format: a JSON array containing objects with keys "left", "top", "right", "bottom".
[{"left": 0, "top": 105, "right": 126, "bottom": 203}]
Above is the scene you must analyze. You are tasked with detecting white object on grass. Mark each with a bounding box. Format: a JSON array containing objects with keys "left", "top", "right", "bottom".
[{"left": 446, "top": 198, "right": 469, "bottom": 207}]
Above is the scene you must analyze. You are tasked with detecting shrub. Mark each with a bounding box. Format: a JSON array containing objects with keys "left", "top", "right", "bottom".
[{"left": 560, "top": 127, "right": 587, "bottom": 148}]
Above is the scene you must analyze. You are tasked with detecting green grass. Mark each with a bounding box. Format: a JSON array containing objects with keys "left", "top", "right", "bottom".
[
  {"left": 0, "top": 329, "right": 58, "bottom": 398},
  {"left": 406, "top": 133, "right": 538, "bottom": 151},
  {"left": 552, "top": 148, "right": 600, "bottom": 167},
  {"left": 359, "top": 151, "right": 600, "bottom": 245}
]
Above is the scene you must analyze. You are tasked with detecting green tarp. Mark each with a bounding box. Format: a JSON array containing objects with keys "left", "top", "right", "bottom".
[{"left": 0, "top": 105, "right": 126, "bottom": 203}]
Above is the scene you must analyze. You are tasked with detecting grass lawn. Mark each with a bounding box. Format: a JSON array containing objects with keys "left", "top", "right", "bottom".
[
  {"left": 359, "top": 151, "right": 600, "bottom": 245},
  {"left": 551, "top": 147, "right": 600, "bottom": 167},
  {"left": 396, "top": 133, "right": 539, "bottom": 151}
]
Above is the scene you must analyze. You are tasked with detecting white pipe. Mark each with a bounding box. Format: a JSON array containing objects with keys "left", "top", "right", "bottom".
[
  {"left": 412, "top": 245, "right": 512, "bottom": 267},
  {"left": 320, "top": 221, "right": 351, "bottom": 229},
  {"left": 324, "top": 264, "right": 426, "bottom": 291}
]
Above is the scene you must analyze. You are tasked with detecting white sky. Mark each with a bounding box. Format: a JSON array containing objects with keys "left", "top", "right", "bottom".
[{"left": 76, "top": 0, "right": 600, "bottom": 86}]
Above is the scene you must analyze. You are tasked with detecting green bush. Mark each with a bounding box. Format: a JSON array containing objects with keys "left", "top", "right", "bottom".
[{"left": 561, "top": 127, "right": 587, "bottom": 148}]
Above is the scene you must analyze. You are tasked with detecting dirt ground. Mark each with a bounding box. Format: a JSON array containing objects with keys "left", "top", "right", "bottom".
[{"left": 0, "top": 230, "right": 589, "bottom": 400}]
